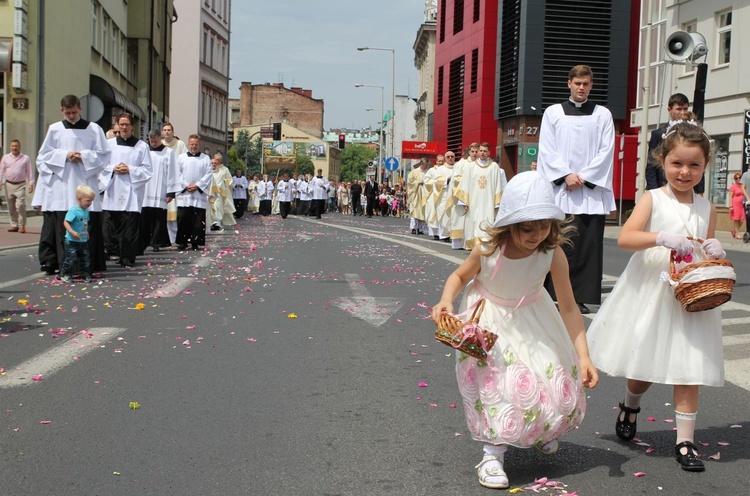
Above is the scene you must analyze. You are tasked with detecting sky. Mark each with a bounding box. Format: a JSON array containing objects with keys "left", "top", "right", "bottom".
[{"left": 229, "top": 0, "right": 428, "bottom": 131}]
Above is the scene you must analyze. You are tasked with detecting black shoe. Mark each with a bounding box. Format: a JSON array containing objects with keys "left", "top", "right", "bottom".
[
  {"left": 417, "top": 231, "right": 424, "bottom": 235},
  {"left": 411, "top": 229, "right": 417, "bottom": 235},
  {"left": 433, "top": 235, "right": 439, "bottom": 240},
  {"left": 675, "top": 441, "right": 705, "bottom": 472},
  {"left": 615, "top": 402, "right": 640, "bottom": 441},
  {"left": 152, "top": 246, "right": 160, "bottom": 252},
  {"left": 41, "top": 264, "right": 57, "bottom": 275},
  {"left": 442, "top": 238, "right": 450, "bottom": 243},
  {"left": 192, "top": 245, "right": 200, "bottom": 251},
  {"left": 177, "top": 244, "right": 187, "bottom": 250},
  {"left": 577, "top": 303, "right": 590, "bottom": 314}
]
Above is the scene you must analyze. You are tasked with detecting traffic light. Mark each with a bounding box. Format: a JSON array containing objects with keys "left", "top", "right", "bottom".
[
  {"left": 272, "top": 122, "right": 282, "bottom": 141},
  {"left": 227, "top": 130, "right": 234, "bottom": 147},
  {"left": 338, "top": 134, "right": 346, "bottom": 149}
]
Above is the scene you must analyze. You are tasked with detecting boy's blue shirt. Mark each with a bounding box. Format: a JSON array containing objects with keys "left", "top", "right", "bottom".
[{"left": 64, "top": 205, "right": 90, "bottom": 243}]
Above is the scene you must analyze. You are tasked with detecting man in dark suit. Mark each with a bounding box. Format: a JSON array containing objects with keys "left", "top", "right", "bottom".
[
  {"left": 364, "top": 174, "right": 379, "bottom": 218},
  {"left": 350, "top": 181, "right": 362, "bottom": 216},
  {"left": 646, "top": 93, "right": 689, "bottom": 190}
]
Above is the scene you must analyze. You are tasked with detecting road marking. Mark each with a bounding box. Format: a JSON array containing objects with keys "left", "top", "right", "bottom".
[
  {"left": 0, "top": 327, "right": 127, "bottom": 389},
  {"left": 194, "top": 257, "right": 211, "bottom": 267},
  {"left": 0, "top": 273, "right": 44, "bottom": 290},
  {"left": 332, "top": 273, "right": 403, "bottom": 327},
  {"left": 145, "top": 277, "right": 194, "bottom": 298}
]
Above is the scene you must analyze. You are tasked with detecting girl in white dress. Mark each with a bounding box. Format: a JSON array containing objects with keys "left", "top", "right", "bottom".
[
  {"left": 587, "top": 119, "right": 727, "bottom": 472},
  {"left": 431, "top": 172, "right": 599, "bottom": 489}
]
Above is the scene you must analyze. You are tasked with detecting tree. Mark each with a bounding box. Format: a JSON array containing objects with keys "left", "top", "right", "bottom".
[
  {"left": 227, "top": 147, "right": 245, "bottom": 173},
  {"left": 339, "top": 145, "right": 377, "bottom": 182},
  {"left": 246, "top": 135, "right": 263, "bottom": 176},
  {"left": 296, "top": 155, "right": 314, "bottom": 177}
]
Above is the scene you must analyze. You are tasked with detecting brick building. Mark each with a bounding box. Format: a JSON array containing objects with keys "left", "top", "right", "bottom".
[{"left": 238, "top": 82, "right": 324, "bottom": 138}]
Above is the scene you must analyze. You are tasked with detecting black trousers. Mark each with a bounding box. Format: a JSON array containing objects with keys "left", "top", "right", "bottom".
[
  {"left": 365, "top": 195, "right": 376, "bottom": 217},
  {"left": 40, "top": 210, "right": 106, "bottom": 273},
  {"left": 545, "top": 214, "right": 605, "bottom": 305},
  {"left": 279, "top": 201, "right": 291, "bottom": 219},
  {"left": 351, "top": 195, "right": 361, "bottom": 215},
  {"left": 104, "top": 210, "right": 142, "bottom": 264},
  {"left": 140, "top": 206, "right": 170, "bottom": 249},
  {"left": 311, "top": 199, "right": 326, "bottom": 218},
  {"left": 176, "top": 206, "right": 206, "bottom": 247},
  {"left": 233, "top": 199, "right": 247, "bottom": 218},
  {"left": 259, "top": 199, "right": 272, "bottom": 216}
]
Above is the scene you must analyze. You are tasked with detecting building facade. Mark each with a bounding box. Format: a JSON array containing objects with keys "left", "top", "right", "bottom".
[
  {"left": 413, "top": 2, "right": 437, "bottom": 142},
  {"left": 630, "top": 0, "right": 749, "bottom": 229},
  {"left": 169, "top": 0, "right": 230, "bottom": 155},
  {"left": 0, "top": 0, "right": 175, "bottom": 155},
  {"left": 238, "top": 82, "right": 324, "bottom": 139}
]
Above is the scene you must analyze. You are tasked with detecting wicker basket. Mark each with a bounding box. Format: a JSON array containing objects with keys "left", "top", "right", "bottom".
[
  {"left": 670, "top": 239, "right": 735, "bottom": 312},
  {"left": 435, "top": 299, "right": 497, "bottom": 360}
]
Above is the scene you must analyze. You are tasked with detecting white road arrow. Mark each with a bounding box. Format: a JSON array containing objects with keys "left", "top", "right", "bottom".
[{"left": 333, "top": 273, "right": 403, "bottom": 327}]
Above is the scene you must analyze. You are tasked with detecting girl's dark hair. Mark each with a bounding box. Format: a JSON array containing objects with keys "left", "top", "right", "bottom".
[{"left": 653, "top": 112, "right": 712, "bottom": 166}]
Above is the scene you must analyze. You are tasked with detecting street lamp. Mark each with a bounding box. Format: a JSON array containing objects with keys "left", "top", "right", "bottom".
[
  {"left": 357, "top": 47, "right": 395, "bottom": 179},
  {"left": 355, "top": 83, "right": 384, "bottom": 181}
]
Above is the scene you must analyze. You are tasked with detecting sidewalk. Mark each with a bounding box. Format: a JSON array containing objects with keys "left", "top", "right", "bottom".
[{"left": 1, "top": 211, "right": 750, "bottom": 253}]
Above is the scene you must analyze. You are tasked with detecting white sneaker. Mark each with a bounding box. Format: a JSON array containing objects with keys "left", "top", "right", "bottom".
[{"left": 475, "top": 456, "right": 509, "bottom": 489}]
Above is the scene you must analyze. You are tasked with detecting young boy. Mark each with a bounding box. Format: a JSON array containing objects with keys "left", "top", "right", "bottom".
[{"left": 59, "top": 185, "right": 96, "bottom": 283}]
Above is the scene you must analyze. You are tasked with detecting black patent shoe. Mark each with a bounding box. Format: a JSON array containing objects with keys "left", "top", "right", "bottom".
[
  {"left": 615, "top": 402, "right": 640, "bottom": 441},
  {"left": 675, "top": 441, "right": 705, "bottom": 472}
]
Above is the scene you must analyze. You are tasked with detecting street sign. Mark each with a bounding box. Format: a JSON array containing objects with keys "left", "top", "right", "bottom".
[{"left": 384, "top": 157, "right": 399, "bottom": 171}]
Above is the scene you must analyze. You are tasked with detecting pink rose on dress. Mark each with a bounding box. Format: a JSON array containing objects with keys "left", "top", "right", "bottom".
[
  {"left": 462, "top": 399, "right": 483, "bottom": 439},
  {"left": 537, "top": 384, "right": 555, "bottom": 425},
  {"left": 478, "top": 365, "right": 505, "bottom": 406},
  {"left": 506, "top": 361, "right": 540, "bottom": 411},
  {"left": 492, "top": 404, "right": 524, "bottom": 444},
  {"left": 550, "top": 365, "right": 577, "bottom": 416},
  {"left": 519, "top": 414, "right": 546, "bottom": 447},
  {"left": 542, "top": 415, "right": 570, "bottom": 444},
  {"left": 457, "top": 358, "right": 479, "bottom": 398}
]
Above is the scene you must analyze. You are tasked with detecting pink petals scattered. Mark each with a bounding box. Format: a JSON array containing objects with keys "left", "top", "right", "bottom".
[
  {"left": 633, "top": 472, "right": 646, "bottom": 477},
  {"left": 418, "top": 381, "right": 428, "bottom": 388},
  {"left": 32, "top": 374, "right": 43, "bottom": 381}
]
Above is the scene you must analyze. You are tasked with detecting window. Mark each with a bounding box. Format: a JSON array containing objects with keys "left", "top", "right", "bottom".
[
  {"left": 470, "top": 48, "right": 478, "bottom": 93},
  {"left": 635, "top": 0, "right": 666, "bottom": 108},
  {"left": 210, "top": 35, "right": 215, "bottom": 67},
  {"left": 473, "top": 0, "right": 480, "bottom": 23},
  {"left": 454, "top": 0, "right": 464, "bottom": 35},
  {"left": 91, "top": 2, "right": 98, "bottom": 51},
  {"left": 120, "top": 33, "right": 127, "bottom": 73},
  {"left": 111, "top": 23, "right": 117, "bottom": 65},
  {"left": 102, "top": 13, "right": 109, "bottom": 60},
  {"left": 439, "top": 0, "right": 446, "bottom": 43},
  {"left": 203, "top": 30, "right": 208, "bottom": 64},
  {"left": 717, "top": 10, "right": 731, "bottom": 65},
  {"left": 437, "top": 66, "right": 444, "bottom": 105}
]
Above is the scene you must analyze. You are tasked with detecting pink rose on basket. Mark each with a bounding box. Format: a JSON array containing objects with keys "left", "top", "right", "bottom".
[
  {"left": 550, "top": 365, "right": 577, "bottom": 416},
  {"left": 463, "top": 399, "right": 483, "bottom": 439},
  {"left": 506, "top": 361, "right": 540, "bottom": 411},
  {"left": 493, "top": 404, "right": 524, "bottom": 444},
  {"left": 478, "top": 365, "right": 505, "bottom": 406},
  {"left": 457, "top": 359, "right": 479, "bottom": 398}
]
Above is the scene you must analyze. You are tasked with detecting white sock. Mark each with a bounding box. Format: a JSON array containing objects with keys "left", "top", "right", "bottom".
[
  {"left": 675, "top": 410, "right": 698, "bottom": 445},
  {"left": 622, "top": 386, "right": 644, "bottom": 423},
  {"left": 482, "top": 443, "right": 507, "bottom": 460}
]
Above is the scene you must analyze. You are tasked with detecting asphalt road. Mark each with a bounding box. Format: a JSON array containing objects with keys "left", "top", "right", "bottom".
[{"left": 1, "top": 213, "right": 749, "bottom": 495}]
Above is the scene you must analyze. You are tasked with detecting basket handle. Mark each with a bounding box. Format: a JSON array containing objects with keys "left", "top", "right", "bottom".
[
  {"left": 468, "top": 298, "right": 486, "bottom": 323},
  {"left": 669, "top": 236, "right": 705, "bottom": 276}
]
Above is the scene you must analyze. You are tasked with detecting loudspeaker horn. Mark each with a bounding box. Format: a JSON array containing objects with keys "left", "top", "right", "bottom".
[
  {"left": 665, "top": 31, "right": 694, "bottom": 61},
  {"left": 688, "top": 33, "right": 708, "bottom": 60}
]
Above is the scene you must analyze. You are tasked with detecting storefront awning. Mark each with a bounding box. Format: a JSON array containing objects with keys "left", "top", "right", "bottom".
[
  {"left": 0, "top": 39, "right": 12, "bottom": 72},
  {"left": 89, "top": 75, "right": 146, "bottom": 120}
]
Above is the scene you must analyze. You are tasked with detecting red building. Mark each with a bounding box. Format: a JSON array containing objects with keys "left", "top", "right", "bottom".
[{"left": 433, "top": 0, "right": 499, "bottom": 155}]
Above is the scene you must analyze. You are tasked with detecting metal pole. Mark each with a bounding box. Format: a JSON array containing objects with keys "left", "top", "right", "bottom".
[
  {"left": 637, "top": 0, "right": 654, "bottom": 202},
  {"left": 390, "top": 49, "right": 396, "bottom": 182}
]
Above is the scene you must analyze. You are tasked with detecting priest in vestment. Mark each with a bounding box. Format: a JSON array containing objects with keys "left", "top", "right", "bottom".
[
  {"left": 433, "top": 152, "right": 455, "bottom": 242},
  {"left": 422, "top": 157, "right": 441, "bottom": 238},
  {"left": 175, "top": 135, "right": 213, "bottom": 250},
  {"left": 447, "top": 143, "right": 478, "bottom": 249},
  {"left": 162, "top": 123, "right": 187, "bottom": 243},
  {"left": 452, "top": 143, "right": 506, "bottom": 250},
  {"left": 206, "top": 154, "right": 236, "bottom": 230},
  {"left": 34, "top": 95, "right": 110, "bottom": 275},
  {"left": 247, "top": 174, "right": 260, "bottom": 214},
  {"left": 537, "top": 64, "right": 615, "bottom": 314},
  {"left": 407, "top": 158, "right": 429, "bottom": 234},
  {"left": 100, "top": 113, "right": 153, "bottom": 268}
]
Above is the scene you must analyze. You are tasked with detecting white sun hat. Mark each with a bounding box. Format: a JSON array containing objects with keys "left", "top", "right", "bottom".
[{"left": 493, "top": 171, "right": 565, "bottom": 227}]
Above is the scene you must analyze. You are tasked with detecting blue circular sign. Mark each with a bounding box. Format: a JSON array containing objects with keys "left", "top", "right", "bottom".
[{"left": 384, "top": 157, "right": 399, "bottom": 171}]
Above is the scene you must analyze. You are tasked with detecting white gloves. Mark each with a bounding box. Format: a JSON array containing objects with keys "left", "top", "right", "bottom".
[
  {"left": 701, "top": 238, "right": 726, "bottom": 260},
  {"left": 656, "top": 232, "right": 693, "bottom": 257}
]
